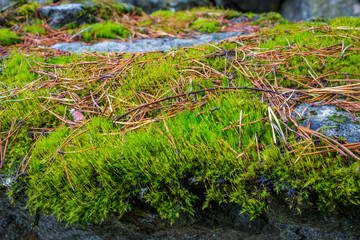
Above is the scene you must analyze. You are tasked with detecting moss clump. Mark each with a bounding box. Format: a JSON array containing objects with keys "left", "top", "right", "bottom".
[
  {"left": 329, "top": 16, "right": 360, "bottom": 27},
  {"left": 23, "top": 21, "right": 46, "bottom": 34},
  {"left": 190, "top": 18, "right": 221, "bottom": 33},
  {"left": 17, "top": 2, "right": 41, "bottom": 16},
  {"left": 26, "top": 95, "right": 360, "bottom": 224},
  {"left": 27, "top": 94, "right": 275, "bottom": 224},
  {"left": 252, "top": 12, "right": 285, "bottom": 25},
  {"left": 0, "top": 29, "right": 20, "bottom": 46},
  {"left": 253, "top": 17, "right": 360, "bottom": 89},
  {"left": 0, "top": 52, "right": 99, "bottom": 175},
  {"left": 327, "top": 114, "right": 348, "bottom": 123},
  {"left": 151, "top": 10, "right": 175, "bottom": 18},
  {"left": 223, "top": 9, "right": 240, "bottom": 19},
  {"left": 81, "top": 21, "right": 130, "bottom": 41}
]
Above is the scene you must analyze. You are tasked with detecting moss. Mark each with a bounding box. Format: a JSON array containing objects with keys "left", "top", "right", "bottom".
[
  {"left": 23, "top": 23, "right": 46, "bottom": 34},
  {"left": 2, "top": 15, "right": 360, "bottom": 226},
  {"left": 151, "top": 10, "right": 175, "bottom": 18},
  {"left": 0, "top": 52, "right": 99, "bottom": 175},
  {"left": 17, "top": 2, "right": 41, "bottom": 16},
  {"left": 254, "top": 17, "right": 360, "bottom": 89},
  {"left": 310, "top": 110, "right": 318, "bottom": 116},
  {"left": 327, "top": 114, "right": 348, "bottom": 123},
  {"left": 223, "top": 9, "right": 240, "bottom": 19},
  {"left": 329, "top": 16, "right": 360, "bottom": 27},
  {"left": 173, "top": 11, "right": 196, "bottom": 22},
  {"left": 0, "top": 29, "right": 20, "bottom": 46},
  {"left": 252, "top": 12, "right": 285, "bottom": 25},
  {"left": 27, "top": 94, "right": 275, "bottom": 224},
  {"left": 81, "top": 21, "right": 130, "bottom": 41},
  {"left": 91, "top": 1, "right": 139, "bottom": 20},
  {"left": 242, "top": 12, "right": 258, "bottom": 19},
  {"left": 190, "top": 18, "right": 221, "bottom": 33},
  {"left": 138, "top": 20, "right": 152, "bottom": 26}
]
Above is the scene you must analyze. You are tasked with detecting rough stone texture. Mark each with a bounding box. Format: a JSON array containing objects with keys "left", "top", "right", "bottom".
[
  {"left": 0, "top": 0, "right": 11, "bottom": 10},
  {"left": 118, "top": 0, "right": 208, "bottom": 13},
  {"left": 1, "top": 189, "right": 360, "bottom": 240},
  {"left": 39, "top": 3, "right": 97, "bottom": 28},
  {"left": 293, "top": 102, "right": 360, "bottom": 143},
  {"left": 281, "top": 0, "right": 360, "bottom": 21},
  {"left": 51, "top": 31, "right": 245, "bottom": 53},
  {"left": 212, "top": 0, "right": 283, "bottom": 13}
]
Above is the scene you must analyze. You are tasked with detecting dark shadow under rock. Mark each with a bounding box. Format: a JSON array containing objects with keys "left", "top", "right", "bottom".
[{"left": 1, "top": 188, "right": 360, "bottom": 240}]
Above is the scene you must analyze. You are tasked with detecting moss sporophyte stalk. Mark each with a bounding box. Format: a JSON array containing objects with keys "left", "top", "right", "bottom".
[{"left": 1, "top": 3, "right": 360, "bottom": 225}]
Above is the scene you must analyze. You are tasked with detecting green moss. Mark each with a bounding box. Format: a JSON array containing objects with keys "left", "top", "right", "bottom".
[
  {"left": 81, "top": 22, "right": 130, "bottom": 41},
  {"left": 252, "top": 12, "right": 285, "bottom": 25},
  {"left": 310, "top": 110, "right": 318, "bottom": 116},
  {"left": 139, "top": 20, "right": 152, "bottom": 26},
  {"left": 242, "top": 12, "right": 258, "bottom": 19},
  {"left": 190, "top": 18, "right": 221, "bottom": 33},
  {"left": 91, "top": 1, "right": 139, "bottom": 20},
  {"left": 27, "top": 94, "right": 275, "bottom": 224},
  {"left": 327, "top": 114, "right": 348, "bottom": 123},
  {"left": 17, "top": 2, "right": 41, "bottom": 16},
  {"left": 151, "top": 10, "right": 175, "bottom": 18},
  {"left": 3, "top": 15, "right": 360, "bottom": 226},
  {"left": 253, "top": 17, "right": 360, "bottom": 89},
  {"left": 175, "top": 11, "right": 194, "bottom": 20},
  {"left": 0, "top": 29, "right": 20, "bottom": 46},
  {"left": 224, "top": 9, "right": 240, "bottom": 19},
  {"left": 23, "top": 24, "right": 46, "bottom": 34},
  {"left": 0, "top": 52, "right": 100, "bottom": 175},
  {"left": 329, "top": 16, "right": 360, "bottom": 27}
]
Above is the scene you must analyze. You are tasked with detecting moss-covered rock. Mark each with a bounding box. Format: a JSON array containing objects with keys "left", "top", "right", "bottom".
[{"left": 1, "top": 8, "right": 360, "bottom": 234}]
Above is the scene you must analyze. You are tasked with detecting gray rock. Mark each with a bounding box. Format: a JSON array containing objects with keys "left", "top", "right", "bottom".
[
  {"left": 51, "top": 31, "right": 245, "bottom": 53},
  {"left": 1, "top": 188, "right": 360, "bottom": 240},
  {"left": 39, "top": 3, "right": 97, "bottom": 28},
  {"left": 117, "top": 0, "right": 208, "bottom": 13},
  {"left": 117, "top": 0, "right": 163, "bottom": 13},
  {"left": 213, "top": 0, "right": 283, "bottom": 13},
  {"left": 0, "top": 0, "right": 11, "bottom": 10},
  {"left": 166, "top": 0, "right": 208, "bottom": 11},
  {"left": 281, "top": 0, "right": 360, "bottom": 21},
  {"left": 293, "top": 102, "right": 360, "bottom": 143}
]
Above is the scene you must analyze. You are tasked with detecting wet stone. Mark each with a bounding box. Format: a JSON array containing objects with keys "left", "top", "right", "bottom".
[
  {"left": 39, "top": 3, "right": 97, "bottom": 28},
  {"left": 293, "top": 103, "right": 360, "bottom": 143},
  {"left": 51, "top": 31, "right": 245, "bottom": 53}
]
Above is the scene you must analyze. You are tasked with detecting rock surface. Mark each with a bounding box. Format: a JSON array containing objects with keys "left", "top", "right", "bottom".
[
  {"left": 213, "top": 0, "right": 283, "bottom": 13},
  {"left": 1, "top": 189, "right": 360, "bottom": 240},
  {"left": 281, "top": 0, "right": 360, "bottom": 21},
  {"left": 39, "top": 3, "right": 97, "bottom": 28},
  {"left": 51, "top": 31, "right": 245, "bottom": 53},
  {"left": 0, "top": 0, "right": 10, "bottom": 10},
  {"left": 118, "top": 0, "right": 208, "bottom": 13},
  {"left": 293, "top": 102, "right": 360, "bottom": 143}
]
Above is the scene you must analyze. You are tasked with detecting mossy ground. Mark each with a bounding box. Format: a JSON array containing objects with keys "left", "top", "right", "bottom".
[
  {"left": 0, "top": 1, "right": 271, "bottom": 44},
  {"left": 81, "top": 21, "right": 131, "bottom": 41},
  {"left": 0, "top": 29, "right": 20, "bottom": 46},
  {"left": 1, "top": 4, "right": 360, "bottom": 226}
]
